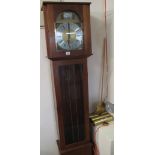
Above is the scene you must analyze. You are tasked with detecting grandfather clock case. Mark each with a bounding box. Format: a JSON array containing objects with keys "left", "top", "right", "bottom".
[{"left": 42, "top": 2, "right": 92, "bottom": 155}]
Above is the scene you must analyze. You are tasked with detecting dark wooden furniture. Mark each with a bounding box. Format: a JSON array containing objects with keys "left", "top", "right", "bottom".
[{"left": 42, "top": 2, "right": 92, "bottom": 155}]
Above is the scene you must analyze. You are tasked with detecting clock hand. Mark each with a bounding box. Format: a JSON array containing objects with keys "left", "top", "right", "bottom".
[{"left": 68, "top": 23, "right": 70, "bottom": 46}]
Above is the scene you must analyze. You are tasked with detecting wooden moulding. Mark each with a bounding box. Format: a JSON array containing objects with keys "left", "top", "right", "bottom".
[
  {"left": 41, "top": 2, "right": 91, "bottom": 11},
  {"left": 57, "top": 140, "right": 93, "bottom": 155}
]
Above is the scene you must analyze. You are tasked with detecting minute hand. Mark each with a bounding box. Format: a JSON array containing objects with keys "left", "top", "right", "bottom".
[{"left": 68, "top": 23, "right": 71, "bottom": 49}]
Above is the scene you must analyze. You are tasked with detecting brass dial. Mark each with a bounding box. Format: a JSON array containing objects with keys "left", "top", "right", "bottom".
[{"left": 55, "top": 11, "right": 83, "bottom": 51}]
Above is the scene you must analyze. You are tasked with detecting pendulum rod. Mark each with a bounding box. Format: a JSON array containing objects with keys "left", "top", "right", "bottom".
[
  {"left": 73, "top": 66, "right": 80, "bottom": 141},
  {"left": 99, "top": 0, "right": 108, "bottom": 104}
]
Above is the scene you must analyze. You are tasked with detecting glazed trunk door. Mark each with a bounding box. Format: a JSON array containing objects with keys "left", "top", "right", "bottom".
[{"left": 53, "top": 59, "right": 90, "bottom": 148}]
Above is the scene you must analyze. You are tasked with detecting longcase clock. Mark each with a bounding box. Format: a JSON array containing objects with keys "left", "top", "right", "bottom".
[{"left": 42, "top": 2, "right": 92, "bottom": 155}]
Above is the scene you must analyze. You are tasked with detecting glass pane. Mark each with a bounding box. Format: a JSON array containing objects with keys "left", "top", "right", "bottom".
[{"left": 59, "top": 64, "right": 85, "bottom": 145}]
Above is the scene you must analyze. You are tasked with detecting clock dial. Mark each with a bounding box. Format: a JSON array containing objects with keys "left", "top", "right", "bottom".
[{"left": 55, "top": 11, "right": 83, "bottom": 51}]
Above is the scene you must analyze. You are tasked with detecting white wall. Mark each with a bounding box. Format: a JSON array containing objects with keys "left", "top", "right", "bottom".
[
  {"left": 107, "top": 6, "right": 114, "bottom": 104},
  {"left": 40, "top": 30, "right": 59, "bottom": 155},
  {"left": 40, "top": 0, "right": 113, "bottom": 155}
]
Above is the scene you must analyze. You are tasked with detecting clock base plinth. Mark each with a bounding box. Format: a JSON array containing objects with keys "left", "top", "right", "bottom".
[{"left": 57, "top": 140, "right": 93, "bottom": 155}]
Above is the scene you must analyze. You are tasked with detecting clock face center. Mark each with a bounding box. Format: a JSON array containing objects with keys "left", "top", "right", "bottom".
[{"left": 62, "top": 30, "right": 76, "bottom": 42}]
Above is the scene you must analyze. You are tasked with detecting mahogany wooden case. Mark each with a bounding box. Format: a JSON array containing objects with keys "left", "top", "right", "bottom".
[{"left": 42, "top": 2, "right": 93, "bottom": 155}]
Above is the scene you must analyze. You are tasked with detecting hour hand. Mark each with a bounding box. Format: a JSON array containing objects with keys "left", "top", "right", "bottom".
[{"left": 67, "top": 39, "right": 70, "bottom": 49}]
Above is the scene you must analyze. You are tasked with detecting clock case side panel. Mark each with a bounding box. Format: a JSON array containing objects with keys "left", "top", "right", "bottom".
[
  {"left": 83, "top": 4, "right": 92, "bottom": 56},
  {"left": 42, "top": 3, "right": 92, "bottom": 60},
  {"left": 42, "top": 5, "right": 55, "bottom": 59},
  {"left": 52, "top": 59, "right": 90, "bottom": 150},
  {"left": 49, "top": 61, "right": 62, "bottom": 142}
]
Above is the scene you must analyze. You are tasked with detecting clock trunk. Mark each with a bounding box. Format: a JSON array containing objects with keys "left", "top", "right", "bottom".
[{"left": 52, "top": 59, "right": 90, "bottom": 149}]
